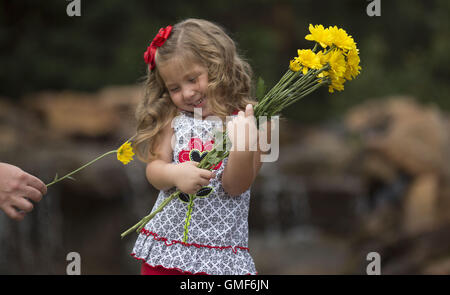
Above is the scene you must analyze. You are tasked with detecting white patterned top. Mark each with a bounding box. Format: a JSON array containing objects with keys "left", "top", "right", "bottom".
[{"left": 131, "top": 110, "right": 257, "bottom": 275}]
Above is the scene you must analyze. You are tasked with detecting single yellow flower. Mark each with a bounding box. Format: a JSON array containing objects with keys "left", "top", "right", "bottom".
[
  {"left": 289, "top": 59, "right": 301, "bottom": 72},
  {"left": 316, "top": 50, "right": 331, "bottom": 68},
  {"left": 305, "top": 24, "right": 331, "bottom": 48},
  {"left": 328, "top": 26, "right": 356, "bottom": 51},
  {"left": 344, "top": 48, "right": 361, "bottom": 80},
  {"left": 296, "top": 49, "right": 322, "bottom": 72},
  {"left": 117, "top": 141, "right": 135, "bottom": 165},
  {"left": 318, "top": 49, "right": 347, "bottom": 93},
  {"left": 328, "top": 76, "right": 345, "bottom": 93},
  {"left": 326, "top": 49, "right": 347, "bottom": 78}
]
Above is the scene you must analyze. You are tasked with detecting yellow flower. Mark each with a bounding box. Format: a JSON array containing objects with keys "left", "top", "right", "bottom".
[
  {"left": 328, "top": 76, "right": 345, "bottom": 93},
  {"left": 305, "top": 24, "right": 331, "bottom": 48},
  {"left": 328, "top": 26, "right": 356, "bottom": 51},
  {"left": 316, "top": 50, "right": 328, "bottom": 67},
  {"left": 296, "top": 49, "right": 322, "bottom": 73},
  {"left": 318, "top": 49, "right": 347, "bottom": 93},
  {"left": 289, "top": 59, "right": 301, "bottom": 72},
  {"left": 344, "top": 48, "right": 361, "bottom": 80},
  {"left": 117, "top": 141, "right": 135, "bottom": 165},
  {"left": 326, "top": 49, "right": 347, "bottom": 78}
]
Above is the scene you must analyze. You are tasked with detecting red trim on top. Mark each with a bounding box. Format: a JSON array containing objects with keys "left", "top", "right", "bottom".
[{"left": 139, "top": 228, "right": 250, "bottom": 254}]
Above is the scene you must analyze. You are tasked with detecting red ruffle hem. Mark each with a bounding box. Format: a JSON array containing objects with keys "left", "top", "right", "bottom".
[
  {"left": 139, "top": 228, "right": 250, "bottom": 254},
  {"left": 131, "top": 229, "right": 255, "bottom": 275}
]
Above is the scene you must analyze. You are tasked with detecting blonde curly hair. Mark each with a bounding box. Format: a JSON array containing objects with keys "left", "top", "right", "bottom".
[{"left": 133, "top": 18, "right": 256, "bottom": 162}]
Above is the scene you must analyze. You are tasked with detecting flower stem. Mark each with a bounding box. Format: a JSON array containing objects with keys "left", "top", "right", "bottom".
[
  {"left": 182, "top": 195, "right": 195, "bottom": 243},
  {"left": 46, "top": 150, "right": 117, "bottom": 188}
]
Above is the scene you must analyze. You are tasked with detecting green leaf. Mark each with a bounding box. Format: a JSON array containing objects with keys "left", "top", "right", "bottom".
[{"left": 256, "top": 77, "right": 266, "bottom": 102}]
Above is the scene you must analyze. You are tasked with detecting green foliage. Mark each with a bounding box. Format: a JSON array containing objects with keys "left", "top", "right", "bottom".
[
  {"left": 0, "top": 0, "right": 449, "bottom": 122},
  {"left": 255, "top": 77, "right": 266, "bottom": 102}
]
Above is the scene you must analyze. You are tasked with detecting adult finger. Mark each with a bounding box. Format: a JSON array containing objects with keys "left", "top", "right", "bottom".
[
  {"left": 12, "top": 197, "right": 34, "bottom": 213},
  {"left": 24, "top": 186, "right": 43, "bottom": 203},
  {"left": 2, "top": 206, "right": 25, "bottom": 221},
  {"left": 25, "top": 173, "right": 47, "bottom": 195}
]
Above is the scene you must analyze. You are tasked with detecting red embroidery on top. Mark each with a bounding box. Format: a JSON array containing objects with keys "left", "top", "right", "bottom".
[
  {"left": 139, "top": 228, "right": 250, "bottom": 254},
  {"left": 178, "top": 138, "right": 222, "bottom": 170}
]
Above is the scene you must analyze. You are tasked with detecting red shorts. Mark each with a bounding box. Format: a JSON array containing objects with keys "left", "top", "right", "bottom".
[
  {"left": 141, "top": 263, "right": 184, "bottom": 275},
  {"left": 140, "top": 263, "right": 207, "bottom": 275}
]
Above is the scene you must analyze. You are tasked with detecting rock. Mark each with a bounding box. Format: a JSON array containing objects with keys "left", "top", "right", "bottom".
[
  {"left": 345, "top": 96, "right": 450, "bottom": 237},
  {"left": 0, "top": 98, "right": 44, "bottom": 152},
  {"left": 362, "top": 152, "right": 398, "bottom": 184},
  {"left": 422, "top": 256, "right": 450, "bottom": 275},
  {"left": 346, "top": 96, "right": 450, "bottom": 176},
  {"left": 279, "top": 126, "right": 355, "bottom": 176},
  {"left": 26, "top": 91, "right": 120, "bottom": 138},
  {"left": 403, "top": 173, "right": 439, "bottom": 235},
  {"left": 23, "top": 85, "right": 141, "bottom": 139},
  {"left": 0, "top": 100, "right": 19, "bottom": 152}
]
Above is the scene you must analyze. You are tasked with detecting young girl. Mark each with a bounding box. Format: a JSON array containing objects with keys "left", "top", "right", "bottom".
[{"left": 130, "top": 18, "right": 268, "bottom": 275}]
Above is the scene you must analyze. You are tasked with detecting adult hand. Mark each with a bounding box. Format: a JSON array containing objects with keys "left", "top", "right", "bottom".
[{"left": 0, "top": 162, "right": 47, "bottom": 221}]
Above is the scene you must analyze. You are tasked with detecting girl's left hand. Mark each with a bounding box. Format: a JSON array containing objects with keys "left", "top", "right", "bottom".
[{"left": 227, "top": 104, "right": 258, "bottom": 152}]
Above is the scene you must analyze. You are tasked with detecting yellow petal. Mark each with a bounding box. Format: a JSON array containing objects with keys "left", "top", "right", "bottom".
[{"left": 117, "top": 141, "right": 135, "bottom": 165}]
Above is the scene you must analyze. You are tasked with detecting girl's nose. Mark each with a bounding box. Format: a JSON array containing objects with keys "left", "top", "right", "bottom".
[{"left": 182, "top": 86, "right": 196, "bottom": 101}]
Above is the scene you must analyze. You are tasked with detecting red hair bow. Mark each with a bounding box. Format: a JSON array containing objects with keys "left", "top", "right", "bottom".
[{"left": 144, "top": 25, "right": 173, "bottom": 70}]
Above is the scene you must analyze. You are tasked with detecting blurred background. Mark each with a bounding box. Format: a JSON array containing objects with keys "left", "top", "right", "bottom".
[{"left": 1, "top": 0, "right": 449, "bottom": 274}]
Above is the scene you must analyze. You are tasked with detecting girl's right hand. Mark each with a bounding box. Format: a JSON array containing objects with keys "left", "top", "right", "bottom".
[{"left": 172, "top": 161, "right": 216, "bottom": 195}]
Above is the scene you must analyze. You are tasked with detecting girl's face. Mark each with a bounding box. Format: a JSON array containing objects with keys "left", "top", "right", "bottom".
[{"left": 158, "top": 58, "right": 213, "bottom": 117}]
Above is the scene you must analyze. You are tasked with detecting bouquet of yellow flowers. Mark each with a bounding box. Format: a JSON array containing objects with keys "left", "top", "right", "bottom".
[{"left": 119, "top": 24, "right": 361, "bottom": 239}]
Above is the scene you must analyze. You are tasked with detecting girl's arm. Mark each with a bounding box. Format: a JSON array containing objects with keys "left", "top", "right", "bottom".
[
  {"left": 222, "top": 104, "right": 271, "bottom": 196},
  {"left": 222, "top": 150, "right": 257, "bottom": 196},
  {"left": 145, "top": 121, "right": 178, "bottom": 191},
  {"left": 146, "top": 120, "right": 216, "bottom": 194}
]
